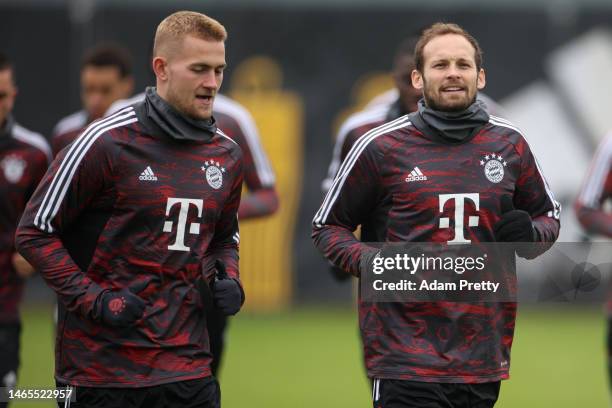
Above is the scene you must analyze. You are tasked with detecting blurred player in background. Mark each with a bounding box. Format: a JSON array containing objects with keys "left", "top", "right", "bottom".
[
  {"left": 321, "top": 37, "right": 422, "bottom": 195},
  {"left": 313, "top": 23, "right": 560, "bottom": 407},
  {"left": 574, "top": 133, "right": 612, "bottom": 389},
  {"left": 0, "top": 52, "right": 51, "bottom": 407},
  {"left": 51, "top": 44, "right": 134, "bottom": 156},
  {"left": 16, "top": 11, "right": 244, "bottom": 408}
]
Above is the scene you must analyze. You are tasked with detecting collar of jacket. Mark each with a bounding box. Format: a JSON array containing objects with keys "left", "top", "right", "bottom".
[
  {"left": 141, "top": 86, "right": 217, "bottom": 142},
  {"left": 409, "top": 98, "right": 490, "bottom": 145}
]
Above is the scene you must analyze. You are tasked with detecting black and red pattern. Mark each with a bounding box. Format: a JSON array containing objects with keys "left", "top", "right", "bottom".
[
  {"left": 0, "top": 119, "right": 50, "bottom": 323},
  {"left": 313, "top": 113, "right": 560, "bottom": 383},
  {"left": 16, "top": 102, "right": 243, "bottom": 387},
  {"left": 575, "top": 132, "right": 612, "bottom": 238},
  {"left": 54, "top": 93, "right": 278, "bottom": 220}
]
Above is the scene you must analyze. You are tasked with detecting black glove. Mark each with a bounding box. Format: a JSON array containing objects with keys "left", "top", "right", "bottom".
[
  {"left": 493, "top": 195, "right": 536, "bottom": 242},
  {"left": 97, "top": 287, "right": 146, "bottom": 327},
  {"left": 212, "top": 260, "right": 243, "bottom": 316}
]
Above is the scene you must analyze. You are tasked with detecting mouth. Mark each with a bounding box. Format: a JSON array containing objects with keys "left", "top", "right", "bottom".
[
  {"left": 195, "top": 94, "right": 214, "bottom": 104},
  {"left": 440, "top": 86, "right": 465, "bottom": 94}
]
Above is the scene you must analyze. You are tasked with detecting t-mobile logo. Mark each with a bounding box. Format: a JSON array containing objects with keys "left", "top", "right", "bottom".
[
  {"left": 438, "top": 193, "right": 480, "bottom": 244},
  {"left": 163, "top": 198, "right": 204, "bottom": 251}
]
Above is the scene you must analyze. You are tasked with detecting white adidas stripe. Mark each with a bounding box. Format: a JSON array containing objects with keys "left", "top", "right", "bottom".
[
  {"left": 414, "top": 166, "right": 424, "bottom": 176},
  {"left": 315, "top": 116, "right": 407, "bottom": 226},
  {"left": 579, "top": 133, "right": 612, "bottom": 207},
  {"left": 34, "top": 107, "right": 137, "bottom": 233},
  {"left": 488, "top": 116, "right": 561, "bottom": 219},
  {"left": 314, "top": 116, "right": 411, "bottom": 227},
  {"left": 323, "top": 106, "right": 389, "bottom": 191},
  {"left": 216, "top": 129, "right": 239, "bottom": 148},
  {"left": 314, "top": 116, "right": 411, "bottom": 228}
]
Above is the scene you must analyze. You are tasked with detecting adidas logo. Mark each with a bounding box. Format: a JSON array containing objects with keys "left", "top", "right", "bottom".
[
  {"left": 139, "top": 166, "right": 158, "bottom": 181},
  {"left": 405, "top": 166, "right": 427, "bottom": 182}
]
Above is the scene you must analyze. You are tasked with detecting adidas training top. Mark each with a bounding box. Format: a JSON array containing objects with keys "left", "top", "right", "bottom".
[{"left": 16, "top": 100, "right": 243, "bottom": 387}]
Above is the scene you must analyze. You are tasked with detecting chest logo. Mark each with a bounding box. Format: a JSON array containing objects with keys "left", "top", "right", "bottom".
[
  {"left": 480, "top": 153, "right": 506, "bottom": 184},
  {"left": 1, "top": 154, "right": 26, "bottom": 184},
  {"left": 202, "top": 161, "right": 226, "bottom": 190},
  {"left": 405, "top": 166, "right": 427, "bottom": 183}
]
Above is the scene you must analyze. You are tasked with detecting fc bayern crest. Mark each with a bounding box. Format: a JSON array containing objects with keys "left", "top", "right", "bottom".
[
  {"left": 480, "top": 153, "right": 507, "bottom": 184},
  {"left": 201, "top": 160, "right": 226, "bottom": 190},
  {"left": 1, "top": 154, "right": 26, "bottom": 184}
]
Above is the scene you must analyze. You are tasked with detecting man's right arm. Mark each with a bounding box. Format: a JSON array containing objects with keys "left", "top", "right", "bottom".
[
  {"left": 575, "top": 134, "right": 612, "bottom": 238},
  {"left": 312, "top": 138, "right": 381, "bottom": 276},
  {"left": 15, "top": 122, "right": 124, "bottom": 318}
]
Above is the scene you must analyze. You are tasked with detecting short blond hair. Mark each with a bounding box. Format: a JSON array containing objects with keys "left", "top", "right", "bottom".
[{"left": 153, "top": 11, "right": 227, "bottom": 57}]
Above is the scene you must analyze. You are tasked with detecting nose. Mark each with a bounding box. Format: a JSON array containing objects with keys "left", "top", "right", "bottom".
[
  {"left": 445, "top": 63, "right": 461, "bottom": 79},
  {"left": 201, "top": 71, "right": 218, "bottom": 89}
]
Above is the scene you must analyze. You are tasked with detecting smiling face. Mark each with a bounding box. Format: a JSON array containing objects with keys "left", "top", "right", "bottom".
[
  {"left": 411, "top": 33, "right": 485, "bottom": 112},
  {"left": 153, "top": 35, "right": 226, "bottom": 120}
]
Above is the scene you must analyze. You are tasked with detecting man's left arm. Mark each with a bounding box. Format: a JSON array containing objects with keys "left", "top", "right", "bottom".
[
  {"left": 513, "top": 137, "right": 561, "bottom": 253},
  {"left": 203, "top": 157, "right": 245, "bottom": 313}
]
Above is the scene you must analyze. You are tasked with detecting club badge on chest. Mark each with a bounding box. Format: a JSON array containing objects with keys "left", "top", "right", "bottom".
[
  {"left": 480, "top": 153, "right": 507, "bottom": 184},
  {"left": 1, "top": 154, "right": 26, "bottom": 184},
  {"left": 201, "top": 160, "right": 226, "bottom": 190}
]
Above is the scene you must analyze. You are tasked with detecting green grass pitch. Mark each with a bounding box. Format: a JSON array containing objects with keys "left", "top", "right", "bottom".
[{"left": 12, "top": 305, "right": 608, "bottom": 407}]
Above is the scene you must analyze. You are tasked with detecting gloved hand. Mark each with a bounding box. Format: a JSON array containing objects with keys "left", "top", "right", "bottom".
[
  {"left": 212, "top": 260, "right": 243, "bottom": 316},
  {"left": 96, "top": 287, "right": 146, "bottom": 327},
  {"left": 493, "top": 195, "right": 536, "bottom": 242}
]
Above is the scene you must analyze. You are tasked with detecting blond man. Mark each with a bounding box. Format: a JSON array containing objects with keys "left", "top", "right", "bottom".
[{"left": 17, "top": 11, "right": 244, "bottom": 408}]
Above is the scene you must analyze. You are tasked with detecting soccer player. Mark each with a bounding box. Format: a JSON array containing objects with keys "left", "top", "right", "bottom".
[
  {"left": 0, "top": 52, "right": 51, "bottom": 408},
  {"left": 574, "top": 133, "right": 612, "bottom": 388},
  {"left": 51, "top": 44, "right": 134, "bottom": 156},
  {"left": 99, "top": 88, "right": 279, "bottom": 376},
  {"left": 322, "top": 37, "right": 503, "bottom": 194},
  {"left": 313, "top": 23, "right": 560, "bottom": 407},
  {"left": 16, "top": 11, "right": 243, "bottom": 408}
]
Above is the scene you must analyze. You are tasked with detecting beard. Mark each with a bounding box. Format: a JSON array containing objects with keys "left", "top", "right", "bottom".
[{"left": 423, "top": 80, "right": 477, "bottom": 112}]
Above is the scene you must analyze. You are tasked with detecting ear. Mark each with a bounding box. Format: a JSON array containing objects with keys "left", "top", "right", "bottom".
[
  {"left": 152, "top": 56, "right": 168, "bottom": 81},
  {"left": 477, "top": 67, "right": 486, "bottom": 90},
  {"left": 411, "top": 69, "right": 424, "bottom": 90}
]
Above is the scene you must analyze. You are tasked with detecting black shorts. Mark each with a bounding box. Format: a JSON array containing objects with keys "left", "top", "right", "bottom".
[
  {"left": 56, "top": 376, "right": 220, "bottom": 408},
  {"left": 207, "top": 311, "right": 229, "bottom": 376},
  {"left": 0, "top": 322, "right": 21, "bottom": 408},
  {"left": 372, "top": 379, "right": 501, "bottom": 408}
]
